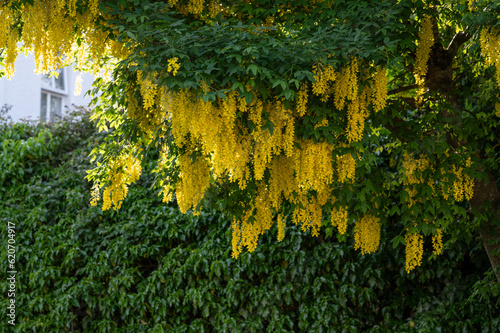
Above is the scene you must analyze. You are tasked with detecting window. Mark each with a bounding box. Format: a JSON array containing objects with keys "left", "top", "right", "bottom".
[{"left": 40, "top": 68, "right": 66, "bottom": 121}]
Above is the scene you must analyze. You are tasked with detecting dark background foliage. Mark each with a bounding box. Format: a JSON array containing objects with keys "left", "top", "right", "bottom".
[{"left": 1, "top": 109, "right": 499, "bottom": 332}]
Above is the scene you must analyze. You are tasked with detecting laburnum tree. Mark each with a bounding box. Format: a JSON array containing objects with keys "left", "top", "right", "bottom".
[{"left": 1, "top": 0, "right": 500, "bottom": 279}]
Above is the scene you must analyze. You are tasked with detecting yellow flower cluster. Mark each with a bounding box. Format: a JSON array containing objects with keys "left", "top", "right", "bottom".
[
  {"left": 372, "top": 67, "right": 388, "bottom": 112},
  {"left": 354, "top": 215, "right": 381, "bottom": 255},
  {"left": 207, "top": 1, "right": 222, "bottom": 17},
  {"left": 252, "top": 99, "right": 295, "bottom": 168},
  {"left": 167, "top": 57, "right": 181, "bottom": 76},
  {"left": 269, "top": 140, "right": 333, "bottom": 238},
  {"left": 331, "top": 59, "right": 358, "bottom": 110},
  {"left": 414, "top": 16, "right": 434, "bottom": 103},
  {"left": 480, "top": 29, "right": 500, "bottom": 116},
  {"left": 249, "top": 98, "right": 264, "bottom": 128},
  {"left": 468, "top": 0, "right": 475, "bottom": 11},
  {"left": 137, "top": 71, "right": 158, "bottom": 110},
  {"left": 155, "top": 145, "right": 175, "bottom": 203},
  {"left": 331, "top": 204, "right": 348, "bottom": 235},
  {"left": 0, "top": 4, "right": 13, "bottom": 45},
  {"left": 432, "top": 228, "right": 443, "bottom": 255},
  {"left": 336, "top": 152, "right": 356, "bottom": 183},
  {"left": 292, "top": 193, "right": 328, "bottom": 237},
  {"left": 90, "top": 181, "right": 101, "bottom": 207},
  {"left": 168, "top": 89, "right": 252, "bottom": 187},
  {"left": 0, "top": 0, "right": 129, "bottom": 81},
  {"left": 277, "top": 214, "right": 286, "bottom": 242},
  {"left": 402, "top": 152, "right": 431, "bottom": 206},
  {"left": 293, "top": 139, "right": 334, "bottom": 193},
  {"left": 151, "top": 83, "right": 361, "bottom": 253},
  {"left": 346, "top": 97, "right": 366, "bottom": 143},
  {"left": 126, "top": 80, "right": 169, "bottom": 137},
  {"left": 0, "top": 0, "right": 131, "bottom": 79},
  {"left": 0, "top": 4, "right": 16, "bottom": 78},
  {"left": 480, "top": 29, "right": 500, "bottom": 78},
  {"left": 402, "top": 152, "right": 419, "bottom": 204},
  {"left": 188, "top": 0, "right": 205, "bottom": 16},
  {"left": 167, "top": 0, "right": 225, "bottom": 17},
  {"left": 176, "top": 153, "right": 210, "bottom": 214},
  {"left": 162, "top": 184, "right": 174, "bottom": 203},
  {"left": 230, "top": 185, "right": 275, "bottom": 256},
  {"left": 311, "top": 60, "right": 388, "bottom": 143},
  {"left": 251, "top": 185, "right": 274, "bottom": 239},
  {"left": 269, "top": 155, "right": 296, "bottom": 209},
  {"left": 96, "top": 152, "right": 143, "bottom": 211},
  {"left": 4, "top": 28, "right": 18, "bottom": 79},
  {"left": 432, "top": 156, "right": 475, "bottom": 202},
  {"left": 451, "top": 164, "right": 474, "bottom": 202},
  {"left": 296, "top": 83, "right": 309, "bottom": 116},
  {"left": 312, "top": 63, "right": 336, "bottom": 101},
  {"left": 405, "top": 228, "right": 423, "bottom": 273},
  {"left": 231, "top": 220, "right": 243, "bottom": 258},
  {"left": 402, "top": 151, "right": 476, "bottom": 205},
  {"left": 314, "top": 119, "right": 329, "bottom": 129}
]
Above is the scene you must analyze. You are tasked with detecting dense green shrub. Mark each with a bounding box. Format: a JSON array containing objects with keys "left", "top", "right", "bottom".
[{"left": 1, "top": 110, "right": 499, "bottom": 332}]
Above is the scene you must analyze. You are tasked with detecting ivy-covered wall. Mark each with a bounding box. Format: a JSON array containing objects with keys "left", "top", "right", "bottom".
[{"left": 0, "top": 109, "right": 499, "bottom": 332}]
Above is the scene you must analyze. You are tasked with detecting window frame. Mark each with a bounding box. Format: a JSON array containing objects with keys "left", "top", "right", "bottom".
[
  {"left": 40, "top": 68, "right": 67, "bottom": 121},
  {"left": 40, "top": 91, "right": 65, "bottom": 122}
]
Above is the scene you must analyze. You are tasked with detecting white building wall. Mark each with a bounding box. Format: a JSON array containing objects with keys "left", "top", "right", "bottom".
[
  {"left": 0, "top": 51, "right": 95, "bottom": 122},
  {"left": 0, "top": 79, "right": 4, "bottom": 109}
]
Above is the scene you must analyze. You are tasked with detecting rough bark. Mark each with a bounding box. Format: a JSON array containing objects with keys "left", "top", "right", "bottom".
[{"left": 469, "top": 172, "right": 500, "bottom": 282}]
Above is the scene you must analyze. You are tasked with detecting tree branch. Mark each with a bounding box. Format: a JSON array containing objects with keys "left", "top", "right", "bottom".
[
  {"left": 470, "top": 172, "right": 500, "bottom": 282},
  {"left": 388, "top": 84, "right": 419, "bottom": 96},
  {"left": 446, "top": 30, "right": 471, "bottom": 58}
]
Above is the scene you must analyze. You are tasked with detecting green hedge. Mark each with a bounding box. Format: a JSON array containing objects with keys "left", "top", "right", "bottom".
[{"left": 0, "top": 109, "right": 499, "bottom": 332}]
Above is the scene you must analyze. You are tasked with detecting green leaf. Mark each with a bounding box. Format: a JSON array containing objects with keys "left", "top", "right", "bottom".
[{"left": 262, "top": 120, "right": 274, "bottom": 136}]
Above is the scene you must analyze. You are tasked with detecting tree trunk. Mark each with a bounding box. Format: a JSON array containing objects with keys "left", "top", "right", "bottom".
[
  {"left": 469, "top": 172, "right": 500, "bottom": 282},
  {"left": 420, "top": 26, "right": 500, "bottom": 281}
]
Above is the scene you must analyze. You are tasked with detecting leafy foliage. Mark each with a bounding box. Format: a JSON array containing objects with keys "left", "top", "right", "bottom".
[
  {"left": 1, "top": 113, "right": 499, "bottom": 332},
  {"left": 2, "top": 0, "right": 500, "bottom": 280}
]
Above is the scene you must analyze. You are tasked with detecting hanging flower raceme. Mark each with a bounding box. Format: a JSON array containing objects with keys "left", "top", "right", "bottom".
[
  {"left": 93, "top": 151, "right": 143, "bottom": 211},
  {"left": 480, "top": 28, "right": 500, "bottom": 116},
  {"left": 414, "top": 15, "right": 434, "bottom": 104},
  {"left": 405, "top": 227, "right": 424, "bottom": 273},
  {"left": 354, "top": 215, "right": 381, "bottom": 255}
]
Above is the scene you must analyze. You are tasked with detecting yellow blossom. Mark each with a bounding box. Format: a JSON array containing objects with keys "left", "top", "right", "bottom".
[
  {"left": 354, "top": 215, "right": 380, "bottom": 255},
  {"left": 231, "top": 220, "right": 242, "bottom": 258},
  {"left": 432, "top": 228, "right": 443, "bottom": 255},
  {"left": 414, "top": 16, "right": 434, "bottom": 103},
  {"left": 372, "top": 67, "right": 388, "bottom": 112},
  {"left": 296, "top": 82, "right": 309, "bottom": 116},
  {"left": 277, "top": 214, "right": 286, "bottom": 242},
  {"left": 405, "top": 229, "right": 423, "bottom": 273},
  {"left": 331, "top": 205, "right": 348, "bottom": 235},
  {"left": 167, "top": 57, "right": 181, "bottom": 76}
]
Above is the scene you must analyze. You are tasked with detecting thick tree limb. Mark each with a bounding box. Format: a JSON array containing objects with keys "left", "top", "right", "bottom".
[
  {"left": 388, "top": 84, "right": 419, "bottom": 96},
  {"left": 446, "top": 30, "right": 471, "bottom": 58},
  {"left": 469, "top": 172, "right": 500, "bottom": 282}
]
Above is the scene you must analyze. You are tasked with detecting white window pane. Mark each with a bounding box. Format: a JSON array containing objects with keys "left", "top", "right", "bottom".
[
  {"left": 41, "top": 74, "right": 52, "bottom": 87},
  {"left": 50, "top": 96, "right": 62, "bottom": 119},
  {"left": 55, "top": 69, "right": 65, "bottom": 90},
  {"left": 40, "top": 93, "right": 48, "bottom": 122}
]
